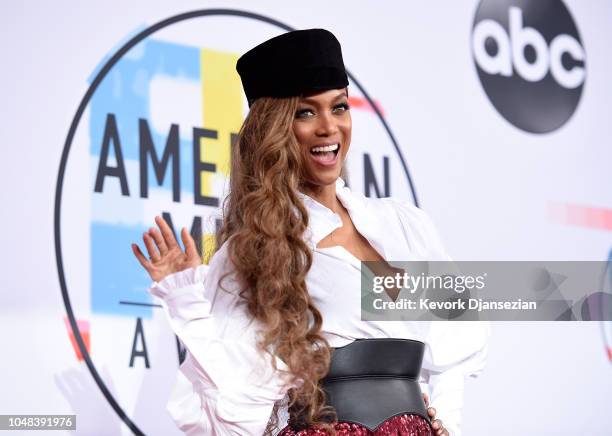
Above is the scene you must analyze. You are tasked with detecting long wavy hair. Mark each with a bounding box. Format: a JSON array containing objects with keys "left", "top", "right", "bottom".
[{"left": 215, "top": 95, "right": 345, "bottom": 435}]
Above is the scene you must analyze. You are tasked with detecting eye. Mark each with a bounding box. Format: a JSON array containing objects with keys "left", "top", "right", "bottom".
[
  {"left": 332, "top": 102, "right": 350, "bottom": 113},
  {"left": 295, "top": 108, "right": 315, "bottom": 118}
]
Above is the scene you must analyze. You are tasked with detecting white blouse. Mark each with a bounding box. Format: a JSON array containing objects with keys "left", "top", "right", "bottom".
[{"left": 149, "top": 176, "right": 491, "bottom": 436}]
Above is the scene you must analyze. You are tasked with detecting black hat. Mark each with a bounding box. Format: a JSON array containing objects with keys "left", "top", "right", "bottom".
[{"left": 236, "top": 29, "right": 348, "bottom": 106}]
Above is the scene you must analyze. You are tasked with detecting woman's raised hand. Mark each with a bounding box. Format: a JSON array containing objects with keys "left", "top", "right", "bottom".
[{"left": 131, "top": 215, "right": 202, "bottom": 283}]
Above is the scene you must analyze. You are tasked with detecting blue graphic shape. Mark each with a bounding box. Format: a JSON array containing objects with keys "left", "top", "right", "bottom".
[
  {"left": 91, "top": 223, "right": 155, "bottom": 317},
  {"left": 89, "top": 38, "right": 199, "bottom": 188},
  {"left": 90, "top": 39, "right": 202, "bottom": 317}
]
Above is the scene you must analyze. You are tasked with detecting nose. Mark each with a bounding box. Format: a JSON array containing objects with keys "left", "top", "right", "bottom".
[{"left": 315, "top": 111, "right": 338, "bottom": 137}]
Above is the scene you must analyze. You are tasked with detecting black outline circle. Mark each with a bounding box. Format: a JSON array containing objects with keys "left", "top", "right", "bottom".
[{"left": 55, "top": 9, "right": 417, "bottom": 435}]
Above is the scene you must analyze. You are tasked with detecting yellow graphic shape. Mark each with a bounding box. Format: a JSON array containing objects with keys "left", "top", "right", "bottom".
[{"left": 199, "top": 48, "right": 243, "bottom": 263}]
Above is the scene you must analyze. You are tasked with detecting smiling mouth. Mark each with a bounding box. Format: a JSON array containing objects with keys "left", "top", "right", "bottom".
[{"left": 309, "top": 143, "right": 340, "bottom": 165}]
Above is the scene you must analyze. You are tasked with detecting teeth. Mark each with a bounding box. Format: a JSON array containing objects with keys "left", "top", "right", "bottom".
[{"left": 311, "top": 143, "right": 339, "bottom": 153}]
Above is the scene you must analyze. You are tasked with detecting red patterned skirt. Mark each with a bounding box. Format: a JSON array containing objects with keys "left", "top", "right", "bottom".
[{"left": 278, "top": 413, "right": 432, "bottom": 435}]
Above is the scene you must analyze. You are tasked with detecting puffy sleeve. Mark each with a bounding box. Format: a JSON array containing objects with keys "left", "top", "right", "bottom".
[
  {"left": 420, "top": 321, "right": 490, "bottom": 436},
  {"left": 389, "top": 198, "right": 492, "bottom": 436},
  {"left": 148, "top": 243, "right": 299, "bottom": 435}
]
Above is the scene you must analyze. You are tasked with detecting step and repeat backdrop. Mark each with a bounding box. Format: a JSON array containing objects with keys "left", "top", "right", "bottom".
[{"left": 1, "top": 1, "right": 610, "bottom": 435}]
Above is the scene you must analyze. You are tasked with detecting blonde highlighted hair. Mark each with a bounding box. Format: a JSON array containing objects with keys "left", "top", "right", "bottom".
[{"left": 215, "top": 95, "right": 345, "bottom": 434}]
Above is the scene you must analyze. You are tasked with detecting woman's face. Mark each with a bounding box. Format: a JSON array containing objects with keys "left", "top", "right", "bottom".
[{"left": 293, "top": 88, "right": 351, "bottom": 188}]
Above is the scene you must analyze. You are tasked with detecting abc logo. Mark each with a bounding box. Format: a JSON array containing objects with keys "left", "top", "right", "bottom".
[{"left": 471, "top": 0, "right": 586, "bottom": 133}]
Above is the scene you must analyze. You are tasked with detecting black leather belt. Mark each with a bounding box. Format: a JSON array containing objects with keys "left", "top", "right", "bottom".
[{"left": 320, "top": 338, "right": 432, "bottom": 431}]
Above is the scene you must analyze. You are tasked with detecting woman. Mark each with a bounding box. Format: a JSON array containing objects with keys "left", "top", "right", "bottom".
[{"left": 131, "top": 29, "right": 489, "bottom": 436}]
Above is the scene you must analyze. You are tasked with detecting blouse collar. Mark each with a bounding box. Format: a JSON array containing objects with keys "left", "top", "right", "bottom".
[{"left": 296, "top": 177, "right": 388, "bottom": 261}]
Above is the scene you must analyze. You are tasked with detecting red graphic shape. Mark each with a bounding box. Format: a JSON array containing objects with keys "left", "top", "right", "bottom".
[
  {"left": 348, "top": 96, "right": 385, "bottom": 116},
  {"left": 548, "top": 203, "right": 612, "bottom": 231},
  {"left": 64, "top": 317, "right": 91, "bottom": 362}
]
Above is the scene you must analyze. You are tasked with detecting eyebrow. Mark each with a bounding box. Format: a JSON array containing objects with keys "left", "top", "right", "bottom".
[{"left": 299, "top": 91, "right": 347, "bottom": 106}]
